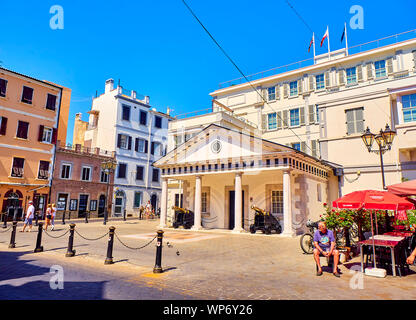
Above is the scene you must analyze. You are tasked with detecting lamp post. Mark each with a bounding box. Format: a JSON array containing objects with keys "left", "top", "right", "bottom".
[
  {"left": 101, "top": 160, "right": 117, "bottom": 225},
  {"left": 361, "top": 124, "right": 396, "bottom": 190}
]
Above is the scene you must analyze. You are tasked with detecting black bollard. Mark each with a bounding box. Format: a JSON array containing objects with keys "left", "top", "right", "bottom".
[
  {"left": 153, "top": 230, "right": 164, "bottom": 273},
  {"left": 2, "top": 212, "right": 7, "bottom": 229},
  {"left": 62, "top": 211, "right": 66, "bottom": 225},
  {"left": 123, "top": 209, "right": 126, "bottom": 221},
  {"left": 34, "top": 223, "right": 44, "bottom": 253},
  {"left": 104, "top": 226, "right": 116, "bottom": 265},
  {"left": 8, "top": 221, "right": 17, "bottom": 248},
  {"left": 34, "top": 212, "right": 39, "bottom": 226},
  {"left": 85, "top": 212, "right": 88, "bottom": 224},
  {"left": 65, "top": 224, "right": 76, "bottom": 257},
  {"left": 68, "top": 211, "right": 71, "bottom": 220}
]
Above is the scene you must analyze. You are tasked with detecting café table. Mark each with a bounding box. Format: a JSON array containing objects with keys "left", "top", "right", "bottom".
[
  {"left": 359, "top": 237, "right": 405, "bottom": 277},
  {"left": 384, "top": 231, "right": 414, "bottom": 238}
]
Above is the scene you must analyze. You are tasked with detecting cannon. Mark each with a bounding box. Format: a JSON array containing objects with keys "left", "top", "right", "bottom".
[
  {"left": 172, "top": 206, "right": 194, "bottom": 229},
  {"left": 249, "top": 206, "right": 282, "bottom": 235}
]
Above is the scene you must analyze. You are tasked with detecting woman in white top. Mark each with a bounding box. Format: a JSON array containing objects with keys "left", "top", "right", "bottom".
[{"left": 51, "top": 203, "right": 57, "bottom": 231}]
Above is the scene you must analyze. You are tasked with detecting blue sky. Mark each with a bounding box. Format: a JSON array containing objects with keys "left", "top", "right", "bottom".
[{"left": 0, "top": 0, "right": 415, "bottom": 144}]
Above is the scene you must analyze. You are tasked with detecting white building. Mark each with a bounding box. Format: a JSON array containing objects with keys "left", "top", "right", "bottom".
[{"left": 83, "top": 79, "right": 173, "bottom": 216}]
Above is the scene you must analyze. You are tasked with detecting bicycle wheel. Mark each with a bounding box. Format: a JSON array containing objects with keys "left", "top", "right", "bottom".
[{"left": 300, "top": 233, "right": 314, "bottom": 254}]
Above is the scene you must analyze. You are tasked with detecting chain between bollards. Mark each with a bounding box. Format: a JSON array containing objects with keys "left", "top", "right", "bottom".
[
  {"left": 153, "top": 230, "right": 164, "bottom": 274},
  {"left": 66, "top": 224, "right": 76, "bottom": 257},
  {"left": 104, "top": 226, "right": 116, "bottom": 265},
  {"left": 8, "top": 221, "right": 17, "bottom": 248},
  {"left": 34, "top": 223, "right": 44, "bottom": 253}
]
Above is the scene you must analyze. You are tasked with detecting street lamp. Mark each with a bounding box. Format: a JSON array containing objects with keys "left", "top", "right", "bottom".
[
  {"left": 361, "top": 124, "right": 396, "bottom": 189},
  {"left": 101, "top": 160, "right": 117, "bottom": 225}
]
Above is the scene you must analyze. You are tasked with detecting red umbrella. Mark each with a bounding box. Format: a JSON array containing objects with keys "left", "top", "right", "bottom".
[
  {"left": 387, "top": 179, "right": 416, "bottom": 197},
  {"left": 332, "top": 190, "right": 414, "bottom": 274}
]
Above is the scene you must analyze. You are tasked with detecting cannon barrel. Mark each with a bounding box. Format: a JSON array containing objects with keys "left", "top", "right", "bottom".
[
  {"left": 171, "top": 206, "right": 190, "bottom": 214},
  {"left": 250, "top": 205, "right": 270, "bottom": 216}
]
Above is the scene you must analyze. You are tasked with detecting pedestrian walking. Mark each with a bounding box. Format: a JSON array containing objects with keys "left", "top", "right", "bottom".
[
  {"left": 44, "top": 204, "right": 52, "bottom": 231},
  {"left": 20, "top": 201, "right": 35, "bottom": 232},
  {"left": 51, "top": 203, "right": 57, "bottom": 230}
]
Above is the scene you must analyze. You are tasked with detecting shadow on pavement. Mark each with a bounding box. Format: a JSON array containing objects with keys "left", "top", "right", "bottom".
[{"left": 0, "top": 251, "right": 106, "bottom": 300}]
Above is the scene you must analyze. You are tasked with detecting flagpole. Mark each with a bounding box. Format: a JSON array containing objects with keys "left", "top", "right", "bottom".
[
  {"left": 345, "top": 22, "right": 349, "bottom": 56},
  {"left": 313, "top": 32, "right": 316, "bottom": 64},
  {"left": 327, "top": 26, "right": 331, "bottom": 60}
]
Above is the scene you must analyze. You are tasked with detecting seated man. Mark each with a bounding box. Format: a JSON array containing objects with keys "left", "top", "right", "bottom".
[
  {"left": 406, "top": 246, "right": 416, "bottom": 265},
  {"left": 313, "top": 221, "right": 340, "bottom": 277}
]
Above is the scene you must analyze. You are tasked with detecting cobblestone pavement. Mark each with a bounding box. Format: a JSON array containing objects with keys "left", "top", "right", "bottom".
[{"left": 0, "top": 218, "right": 416, "bottom": 300}]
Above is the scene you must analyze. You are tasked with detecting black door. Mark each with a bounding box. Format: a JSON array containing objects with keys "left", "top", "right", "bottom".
[
  {"left": 78, "top": 195, "right": 89, "bottom": 218},
  {"left": 151, "top": 194, "right": 157, "bottom": 213},
  {"left": 229, "top": 191, "right": 244, "bottom": 230},
  {"left": 98, "top": 195, "right": 106, "bottom": 217}
]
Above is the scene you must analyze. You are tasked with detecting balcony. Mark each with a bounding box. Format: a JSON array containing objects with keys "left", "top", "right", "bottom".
[{"left": 58, "top": 143, "right": 115, "bottom": 158}]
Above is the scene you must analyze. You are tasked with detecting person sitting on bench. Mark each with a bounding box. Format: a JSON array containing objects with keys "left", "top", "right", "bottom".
[{"left": 313, "top": 221, "right": 340, "bottom": 277}]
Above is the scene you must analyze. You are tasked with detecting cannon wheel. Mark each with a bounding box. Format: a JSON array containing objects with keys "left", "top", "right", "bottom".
[
  {"left": 300, "top": 233, "right": 314, "bottom": 254},
  {"left": 265, "top": 226, "right": 272, "bottom": 235},
  {"left": 275, "top": 224, "right": 282, "bottom": 234},
  {"left": 249, "top": 225, "right": 256, "bottom": 234}
]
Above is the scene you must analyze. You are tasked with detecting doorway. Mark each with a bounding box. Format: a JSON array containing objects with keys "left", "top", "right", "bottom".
[
  {"left": 98, "top": 195, "right": 106, "bottom": 217},
  {"left": 151, "top": 194, "right": 157, "bottom": 213},
  {"left": 228, "top": 190, "right": 244, "bottom": 230},
  {"left": 78, "top": 194, "right": 89, "bottom": 218},
  {"left": 114, "top": 190, "right": 125, "bottom": 217}
]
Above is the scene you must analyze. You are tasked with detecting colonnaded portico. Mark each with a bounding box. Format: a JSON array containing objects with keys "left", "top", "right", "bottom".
[{"left": 154, "top": 124, "right": 340, "bottom": 236}]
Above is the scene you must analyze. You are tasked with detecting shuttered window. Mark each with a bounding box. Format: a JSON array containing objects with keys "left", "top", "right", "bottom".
[
  {"left": 267, "top": 113, "right": 277, "bottom": 130},
  {"left": 374, "top": 60, "right": 386, "bottom": 78},
  {"left": 45, "top": 94, "right": 57, "bottom": 111},
  {"left": 346, "top": 67, "right": 357, "bottom": 84},
  {"left": 345, "top": 108, "right": 364, "bottom": 135},
  {"left": 21, "top": 86, "right": 34, "bottom": 104},
  {"left": 289, "top": 81, "right": 298, "bottom": 96},
  {"left": 402, "top": 93, "right": 416, "bottom": 123},
  {"left": 118, "top": 163, "right": 127, "bottom": 179},
  {"left": 366, "top": 62, "right": 374, "bottom": 80},
  {"left": 154, "top": 116, "right": 162, "bottom": 128},
  {"left": 38, "top": 161, "right": 50, "bottom": 180},
  {"left": 267, "top": 87, "right": 276, "bottom": 101},
  {"left": 316, "top": 74, "right": 325, "bottom": 90},
  {"left": 11, "top": 157, "right": 25, "bottom": 177},
  {"left": 16, "top": 121, "right": 29, "bottom": 139},
  {"left": 122, "top": 105, "right": 130, "bottom": 121},
  {"left": 290, "top": 108, "right": 300, "bottom": 127},
  {"left": 139, "top": 110, "right": 147, "bottom": 125},
  {"left": 0, "top": 78, "right": 7, "bottom": 97}
]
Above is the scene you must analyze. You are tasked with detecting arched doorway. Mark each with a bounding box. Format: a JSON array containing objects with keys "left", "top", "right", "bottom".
[
  {"left": 98, "top": 194, "right": 106, "bottom": 217},
  {"left": 2, "top": 189, "right": 23, "bottom": 213},
  {"left": 114, "top": 190, "right": 125, "bottom": 217}
]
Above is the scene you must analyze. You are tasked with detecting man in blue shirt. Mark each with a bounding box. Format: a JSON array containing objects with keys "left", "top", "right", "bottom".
[{"left": 313, "top": 221, "right": 340, "bottom": 277}]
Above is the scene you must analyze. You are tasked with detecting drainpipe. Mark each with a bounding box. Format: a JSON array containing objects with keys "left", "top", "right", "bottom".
[{"left": 145, "top": 111, "right": 153, "bottom": 193}]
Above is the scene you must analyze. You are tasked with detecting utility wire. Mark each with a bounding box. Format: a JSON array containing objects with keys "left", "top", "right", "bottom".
[
  {"left": 285, "top": 0, "right": 314, "bottom": 33},
  {"left": 181, "top": 0, "right": 314, "bottom": 155}
]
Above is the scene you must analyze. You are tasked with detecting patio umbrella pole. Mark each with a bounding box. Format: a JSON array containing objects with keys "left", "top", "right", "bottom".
[{"left": 370, "top": 211, "right": 377, "bottom": 269}]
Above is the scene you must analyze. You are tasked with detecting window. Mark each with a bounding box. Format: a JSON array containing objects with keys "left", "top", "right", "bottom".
[
  {"left": 346, "top": 108, "right": 364, "bottom": 135},
  {"left": 290, "top": 108, "right": 300, "bottom": 127},
  {"left": 154, "top": 116, "right": 162, "bottom": 128},
  {"left": 121, "top": 105, "right": 130, "bottom": 121},
  {"left": 291, "top": 143, "right": 301, "bottom": 151},
  {"left": 38, "top": 161, "right": 50, "bottom": 179},
  {"left": 117, "top": 134, "right": 131, "bottom": 150},
  {"left": 271, "top": 190, "right": 283, "bottom": 215},
  {"left": 151, "top": 142, "right": 163, "bottom": 156},
  {"left": 139, "top": 110, "right": 147, "bottom": 125},
  {"left": 118, "top": 163, "right": 127, "bottom": 179},
  {"left": 81, "top": 166, "right": 92, "bottom": 181},
  {"left": 0, "top": 78, "right": 7, "bottom": 97},
  {"left": 174, "top": 135, "right": 183, "bottom": 147},
  {"left": 317, "top": 184, "right": 322, "bottom": 202},
  {"left": 289, "top": 81, "right": 298, "bottom": 96},
  {"left": 136, "top": 166, "right": 144, "bottom": 180},
  {"left": 152, "top": 168, "right": 159, "bottom": 182},
  {"left": 45, "top": 94, "right": 57, "bottom": 111},
  {"left": 42, "top": 127, "right": 53, "bottom": 143},
  {"left": 268, "top": 113, "right": 277, "bottom": 130},
  {"left": 175, "top": 194, "right": 184, "bottom": 207},
  {"left": 61, "top": 163, "right": 72, "bottom": 179},
  {"left": 315, "top": 74, "right": 325, "bottom": 90},
  {"left": 133, "top": 192, "right": 142, "bottom": 208},
  {"left": 316, "top": 105, "right": 320, "bottom": 123},
  {"left": 21, "top": 86, "right": 34, "bottom": 104},
  {"left": 135, "top": 138, "right": 146, "bottom": 153},
  {"left": 346, "top": 67, "right": 357, "bottom": 84},
  {"left": 11, "top": 157, "right": 24, "bottom": 177},
  {"left": 267, "top": 87, "right": 276, "bottom": 101},
  {"left": 402, "top": 93, "right": 416, "bottom": 123},
  {"left": 100, "top": 170, "right": 109, "bottom": 183},
  {"left": 0, "top": 116, "right": 7, "bottom": 135},
  {"left": 16, "top": 121, "right": 29, "bottom": 139},
  {"left": 201, "top": 192, "right": 208, "bottom": 213},
  {"left": 374, "top": 60, "right": 386, "bottom": 78}
]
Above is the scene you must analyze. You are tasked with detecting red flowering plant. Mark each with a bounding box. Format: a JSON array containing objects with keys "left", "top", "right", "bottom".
[
  {"left": 321, "top": 203, "right": 355, "bottom": 230},
  {"left": 353, "top": 209, "right": 387, "bottom": 232}
]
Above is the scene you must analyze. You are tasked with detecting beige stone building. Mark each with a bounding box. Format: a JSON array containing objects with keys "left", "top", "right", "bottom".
[{"left": 154, "top": 32, "right": 416, "bottom": 235}]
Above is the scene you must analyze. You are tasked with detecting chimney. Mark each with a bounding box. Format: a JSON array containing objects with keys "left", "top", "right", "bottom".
[
  {"left": 144, "top": 96, "right": 150, "bottom": 105},
  {"left": 166, "top": 107, "right": 170, "bottom": 115},
  {"left": 105, "top": 79, "right": 114, "bottom": 93},
  {"left": 131, "top": 90, "right": 137, "bottom": 99},
  {"left": 75, "top": 113, "right": 82, "bottom": 121}
]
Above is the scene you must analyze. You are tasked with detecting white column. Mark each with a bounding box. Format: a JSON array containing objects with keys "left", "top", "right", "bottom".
[
  {"left": 192, "top": 175, "right": 202, "bottom": 230},
  {"left": 159, "top": 178, "right": 168, "bottom": 228},
  {"left": 233, "top": 172, "right": 244, "bottom": 233},
  {"left": 281, "top": 169, "right": 295, "bottom": 237}
]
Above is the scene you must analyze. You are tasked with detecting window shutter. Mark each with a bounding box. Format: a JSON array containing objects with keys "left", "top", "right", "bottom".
[
  {"left": 338, "top": 69, "right": 345, "bottom": 86},
  {"left": 144, "top": 140, "right": 148, "bottom": 153},
  {"left": 151, "top": 142, "right": 155, "bottom": 155},
  {"left": 277, "top": 111, "right": 282, "bottom": 129},
  {"left": 386, "top": 57, "right": 394, "bottom": 74},
  {"left": 275, "top": 85, "right": 280, "bottom": 100},
  {"left": 38, "top": 125, "right": 44, "bottom": 142},
  {"left": 300, "top": 107, "right": 305, "bottom": 125},
  {"left": 135, "top": 138, "right": 139, "bottom": 152},
  {"left": 297, "top": 79, "right": 303, "bottom": 95},
  {"left": 412, "top": 50, "right": 416, "bottom": 70},
  {"left": 325, "top": 71, "right": 330, "bottom": 88},
  {"left": 346, "top": 110, "right": 355, "bottom": 135},
  {"left": 117, "top": 134, "right": 122, "bottom": 148},
  {"left": 262, "top": 88, "right": 267, "bottom": 101},
  {"left": 51, "top": 128, "right": 57, "bottom": 144},
  {"left": 262, "top": 114, "right": 267, "bottom": 131},
  {"left": 355, "top": 108, "right": 364, "bottom": 133},
  {"left": 283, "top": 84, "right": 288, "bottom": 98},
  {"left": 127, "top": 136, "right": 132, "bottom": 150},
  {"left": 282, "top": 110, "right": 288, "bottom": 128},
  {"left": 0, "top": 117, "right": 8, "bottom": 135},
  {"left": 312, "top": 140, "right": 317, "bottom": 157},
  {"left": 308, "top": 105, "right": 315, "bottom": 124},
  {"left": 309, "top": 76, "right": 314, "bottom": 91},
  {"left": 366, "top": 62, "right": 374, "bottom": 80},
  {"left": 357, "top": 65, "right": 363, "bottom": 82}
]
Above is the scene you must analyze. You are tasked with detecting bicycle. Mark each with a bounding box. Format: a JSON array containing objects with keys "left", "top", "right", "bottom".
[{"left": 300, "top": 219, "right": 319, "bottom": 254}]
